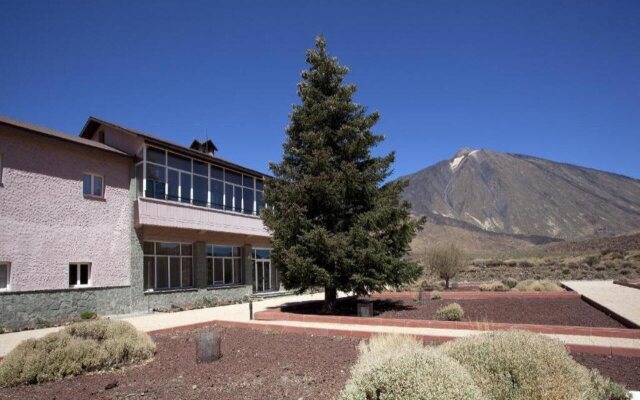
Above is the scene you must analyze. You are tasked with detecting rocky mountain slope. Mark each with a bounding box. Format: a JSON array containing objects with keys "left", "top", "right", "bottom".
[{"left": 400, "top": 148, "right": 640, "bottom": 242}]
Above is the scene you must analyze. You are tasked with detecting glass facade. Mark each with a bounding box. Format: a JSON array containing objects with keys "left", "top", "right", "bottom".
[
  {"left": 140, "top": 146, "right": 265, "bottom": 216},
  {"left": 143, "top": 241, "right": 193, "bottom": 290},
  {"left": 206, "top": 245, "right": 242, "bottom": 286}
]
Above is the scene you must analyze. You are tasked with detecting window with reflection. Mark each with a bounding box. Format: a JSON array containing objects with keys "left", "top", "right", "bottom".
[
  {"left": 143, "top": 241, "right": 193, "bottom": 290},
  {"left": 206, "top": 245, "right": 242, "bottom": 286}
]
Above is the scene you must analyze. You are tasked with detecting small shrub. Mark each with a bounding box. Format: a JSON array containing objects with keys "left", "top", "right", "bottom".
[
  {"left": 479, "top": 282, "right": 507, "bottom": 292},
  {"left": 590, "top": 370, "right": 631, "bottom": 400},
  {"left": 0, "top": 319, "right": 155, "bottom": 387},
  {"left": 517, "top": 260, "right": 534, "bottom": 268},
  {"left": 585, "top": 255, "right": 601, "bottom": 267},
  {"left": 435, "top": 303, "right": 464, "bottom": 321},
  {"left": 441, "top": 330, "right": 612, "bottom": 400},
  {"left": 340, "top": 335, "right": 484, "bottom": 400},
  {"left": 513, "top": 279, "right": 563, "bottom": 292},
  {"left": 502, "top": 277, "right": 518, "bottom": 289},
  {"left": 430, "top": 290, "right": 441, "bottom": 300},
  {"left": 595, "top": 264, "right": 607, "bottom": 271},
  {"left": 419, "top": 278, "right": 444, "bottom": 291},
  {"left": 80, "top": 311, "right": 97, "bottom": 320}
]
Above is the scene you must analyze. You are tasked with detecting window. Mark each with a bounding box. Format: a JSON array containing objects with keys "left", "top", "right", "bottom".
[
  {"left": 206, "top": 245, "right": 242, "bottom": 286},
  {"left": 0, "top": 153, "right": 3, "bottom": 185},
  {"left": 143, "top": 241, "right": 193, "bottom": 290},
  {"left": 142, "top": 145, "right": 265, "bottom": 215},
  {"left": 82, "top": 174, "right": 103, "bottom": 198},
  {"left": 69, "top": 263, "right": 91, "bottom": 287},
  {"left": 0, "top": 263, "right": 10, "bottom": 291}
]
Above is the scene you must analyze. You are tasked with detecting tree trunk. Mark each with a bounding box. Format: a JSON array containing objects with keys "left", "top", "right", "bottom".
[
  {"left": 323, "top": 286, "right": 337, "bottom": 313},
  {"left": 445, "top": 277, "right": 450, "bottom": 289}
]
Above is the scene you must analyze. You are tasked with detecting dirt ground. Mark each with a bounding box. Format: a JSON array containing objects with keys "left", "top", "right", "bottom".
[
  {"left": 0, "top": 326, "right": 638, "bottom": 399},
  {"left": 284, "top": 296, "right": 628, "bottom": 328}
]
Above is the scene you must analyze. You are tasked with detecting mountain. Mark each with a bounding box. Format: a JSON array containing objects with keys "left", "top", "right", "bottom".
[{"left": 400, "top": 148, "right": 640, "bottom": 244}]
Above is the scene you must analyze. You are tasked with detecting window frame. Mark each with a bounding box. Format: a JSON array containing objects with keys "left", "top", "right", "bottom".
[
  {"left": 140, "top": 144, "right": 265, "bottom": 216},
  {"left": 0, "top": 152, "right": 3, "bottom": 185},
  {"left": 82, "top": 173, "right": 104, "bottom": 199},
  {"left": 206, "top": 245, "right": 243, "bottom": 286},
  {"left": 69, "top": 262, "right": 91, "bottom": 288},
  {"left": 143, "top": 241, "right": 194, "bottom": 291},
  {"left": 0, "top": 262, "right": 10, "bottom": 292}
]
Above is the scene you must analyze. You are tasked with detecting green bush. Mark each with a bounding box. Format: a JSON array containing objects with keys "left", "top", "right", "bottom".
[
  {"left": 513, "top": 279, "right": 563, "bottom": 292},
  {"left": 0, "top": 319, "right": 155, "bottom": 387},
  {"left": 479, "top": 281, "right": 508, "bottom": 292},
  {"left": 340, "top": 335, "right": 485, "bottom": 400},
  {"left": 441, "top": 330, "right": 624, "bottom": 400},
  {"left": 80, "top": 311, "right": 97, "bottom": 320},
  {"left": 502, "top": 278, "right": 518, "bottom": 289},
  {"left": 590, "top": 370, "right": 631, "bottom": 400},
  {"left": 430, "top": 290, "right": 442, "bottom": 300},
  {"left": 435, "top": 303, "right": 464, "bottom": 321}
]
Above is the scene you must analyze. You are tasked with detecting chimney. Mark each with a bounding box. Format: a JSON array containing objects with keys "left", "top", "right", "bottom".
[{"left": 190, "top": 139, "right": 218, "bottom": 157}]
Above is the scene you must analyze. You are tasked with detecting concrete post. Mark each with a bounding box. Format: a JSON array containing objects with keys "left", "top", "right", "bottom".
[
  {"left": 243, "top": 244, "right": 253, "bottom": 290},
  {"left": 194, "top": 241, "right": 207, "bottom": 288}
]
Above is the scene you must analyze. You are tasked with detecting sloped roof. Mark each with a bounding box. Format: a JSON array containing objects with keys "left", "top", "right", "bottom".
[
  {"left": 0, "top": 115, "right": 128, "bottom": 157},
  {"left": 80, "top": 116, "right": 269, "bottom": 178}
]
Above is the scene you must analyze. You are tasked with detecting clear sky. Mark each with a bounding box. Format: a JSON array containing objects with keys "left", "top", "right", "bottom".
[{"left": 1, "top": 1, "right": 638, "bottom": 179}]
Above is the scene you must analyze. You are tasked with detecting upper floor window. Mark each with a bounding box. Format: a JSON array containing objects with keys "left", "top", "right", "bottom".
[
  {"left": 141, "top": 145, "right": 265, "bottom": 215},
  {"left": 69, "top": 263, "right": 91, "bottom": 287},
  {"left": 0, "top": 262, "right": 10, "bottom": 291},
  {"left": 83, "top": 174, "right": 103, "bottom": 198},
  {"left": 0, "top": 153, "right": 3, "bottom": 185}
]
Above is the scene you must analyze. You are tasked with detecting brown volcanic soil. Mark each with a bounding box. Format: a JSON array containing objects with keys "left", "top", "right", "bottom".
[
  {"left": 0, "top": 326, "right": 638, "bottom": 398},
  {"left": 284, "top": 297, "right": 628, "bottom": 328},
  {"left": 0, "top": 327, "right": 359, "bottom": 400}
]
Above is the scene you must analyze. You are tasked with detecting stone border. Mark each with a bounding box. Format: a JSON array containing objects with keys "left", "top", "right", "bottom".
[
  {"left": 375, "top": 290, "right": 580, "bottom": 300},
  {"left": 146, "top": 320, "right": 640, "bottom": 358}
]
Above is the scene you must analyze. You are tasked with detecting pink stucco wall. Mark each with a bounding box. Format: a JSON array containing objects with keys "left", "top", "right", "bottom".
[{"left": 0, "top": 126, "right": 132, "bottom": 291}]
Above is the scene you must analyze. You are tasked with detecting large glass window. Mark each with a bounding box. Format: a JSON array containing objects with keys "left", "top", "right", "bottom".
[
  {"left": 206, "top": 245, "right": 242, "bottom": 286},
  {"left": 143, "top": 241, "right": 193, "bottom": 290},
  {"left": 143, "top": 146, "right": 265, "bottom": 215}
]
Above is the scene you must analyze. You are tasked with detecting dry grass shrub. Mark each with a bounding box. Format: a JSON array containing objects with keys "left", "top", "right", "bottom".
[
  {"left": 430, "top": 290, "right": 441, "bottom": 300},
  {"left": 513, "top": 279, "right": 562, "bottom": 292},
  {"left": 435, "top": 303, "right": 464, "bottom": 321},
  {"left": 479, "top": 281, "right": 508, "bottom": 291},
  {"left": 0, "top": 319, "right": 155, "bottom": 387},
  {"left": 340, "top": 334, "right": 485, "bottom": 400},
  {"left": 441, "top": 330, "right": 626, "bottom": 400}
]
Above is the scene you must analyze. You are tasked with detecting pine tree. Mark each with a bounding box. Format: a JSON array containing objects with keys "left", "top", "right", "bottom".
[{"left": 262, "top": 36, "right": 424, "bottom": 312}]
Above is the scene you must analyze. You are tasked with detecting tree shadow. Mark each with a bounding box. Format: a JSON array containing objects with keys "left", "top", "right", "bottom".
[{"left": 281, "top": 296, "right": 415, "bottom": 316}]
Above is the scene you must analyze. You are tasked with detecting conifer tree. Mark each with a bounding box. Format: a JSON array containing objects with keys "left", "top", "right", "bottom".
[{"left": 262, "top": 36, "right": 424, "bottom": 311}]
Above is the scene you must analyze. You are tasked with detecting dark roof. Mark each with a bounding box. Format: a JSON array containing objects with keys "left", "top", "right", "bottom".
[
  {"left": 80, "top": 116, "right": 269, "bottom": 178},
  {"left": 0, "top": 115, "right": 128, "bottom": 157}
]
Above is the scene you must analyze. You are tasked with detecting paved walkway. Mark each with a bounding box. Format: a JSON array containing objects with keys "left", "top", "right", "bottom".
[
  {"left": 2, "top": 290, "right": 640, "bottom": 358},
  {"left": 562, "top": 280, "right": 640, "bottom": 327}
]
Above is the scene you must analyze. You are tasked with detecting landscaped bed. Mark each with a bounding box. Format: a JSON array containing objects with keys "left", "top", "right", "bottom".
[
  {"left": 0, "top": 326, "right": 638, "bottom": 399},
  {"left": 282, "top": 296, "right": 628, "bottom": 328}
]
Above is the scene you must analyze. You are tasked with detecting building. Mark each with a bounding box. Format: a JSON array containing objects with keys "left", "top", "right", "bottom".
[{"left": 0, "top": 115, "right": 277, "bottom": 329}]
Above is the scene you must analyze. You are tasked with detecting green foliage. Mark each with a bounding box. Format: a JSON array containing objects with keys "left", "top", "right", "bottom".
[
  {"left": 435, "top": 303, "right": 464, "bottom": 321},
  {"left": 340, "top": 335, "right": 485, "bottom": 400},
  {"left": 442, "top": 330, "right": 615, "bottom": 400},
  {"left": 262, "top": 36, "right": 423, "bottom": 309},
  {"left": 0, "top": 319, "right": 155, "bottom": 387},
  {"left": 80, "top": 311, "right": 97, "bottom": 320},
  {"left": 590, "top": 370, "right": 631, "bottom": 400}
]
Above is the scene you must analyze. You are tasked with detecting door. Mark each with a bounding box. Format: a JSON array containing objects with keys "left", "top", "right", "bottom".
[{"left": 254, "top": 260, "right": 272, "bottom": 292}]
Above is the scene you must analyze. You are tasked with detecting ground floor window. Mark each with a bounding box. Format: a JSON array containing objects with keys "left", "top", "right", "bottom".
[
  {"left": 0, "top": 263, "right": 10, "bottom": 291},
  {"left": 69, "top": 263, "right": 91, "bottom": 287},
  {"left": 143, "top": 241, "right": 193, "bottom": 290},
  {"left": 206, "top": 245, "right": 242, "bottom": 286}
]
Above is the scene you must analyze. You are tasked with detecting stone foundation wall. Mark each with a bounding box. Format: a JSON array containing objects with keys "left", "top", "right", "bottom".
[
  {"left": 143, "top": 285, "right": 252, "bottom": 311},
  {"left": 0, "top": 286, "right": 132, "bottom": 330}
]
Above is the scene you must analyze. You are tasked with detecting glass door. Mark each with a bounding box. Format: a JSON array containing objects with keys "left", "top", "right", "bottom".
[{"left": 252, "top": 248, "right": 272, "bottom": 293}]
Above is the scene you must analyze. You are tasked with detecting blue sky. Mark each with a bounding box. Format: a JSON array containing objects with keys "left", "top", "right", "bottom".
[{"left": 1, "top": 0, "right": 639, "bottom": 179}]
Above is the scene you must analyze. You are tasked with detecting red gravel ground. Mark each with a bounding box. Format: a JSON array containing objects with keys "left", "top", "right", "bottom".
[
  {"left": 0, "top": 326, "right": 359, "bottom": 400},
  {"left": 0, "top": 326, "right": 638, "bottom": 399},
  {"left": 284, "top": 296, "right": 628, "bottom": 328}
]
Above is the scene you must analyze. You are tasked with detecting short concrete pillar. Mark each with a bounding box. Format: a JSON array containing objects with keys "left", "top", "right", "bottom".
[
  {"left": 196, "top": 331, "right": 222, "bottom": 363},
  {"left": 357, "top": 300, "right": 373, "bottom": 317}
]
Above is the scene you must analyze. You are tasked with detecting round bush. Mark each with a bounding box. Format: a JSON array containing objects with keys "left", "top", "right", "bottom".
[
  {"left": 479, "top": 282, "right": 508, "bottom": 292},
  {"left": 435, "top": 303, "right": 464, "bottom": 321},
  {"left": 340, "top": 341, "right": 485, "bottom": 400},
  {"left": 441, "top": 330, "right": 609, "bottom": 400},
  {"left": 430, "top": 290, "right": 441, "bottom": 300},
  {"left": 0, "top": 319, "right": 155, "bottom": 387}
]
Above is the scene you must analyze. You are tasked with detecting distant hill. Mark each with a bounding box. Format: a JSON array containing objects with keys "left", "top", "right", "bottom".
[{"left": 400, "top": 148, "right": 640, "bottom": 252}]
